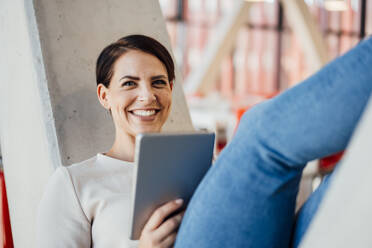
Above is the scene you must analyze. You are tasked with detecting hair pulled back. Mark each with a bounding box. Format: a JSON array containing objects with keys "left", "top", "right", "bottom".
[{"left": 96, "top": 34, "right": 175, "bottom": 88}]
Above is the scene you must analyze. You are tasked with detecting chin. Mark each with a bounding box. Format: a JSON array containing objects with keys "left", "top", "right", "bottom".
[{"left": 133, "top": 126, "right": 162, "bottom": 135}]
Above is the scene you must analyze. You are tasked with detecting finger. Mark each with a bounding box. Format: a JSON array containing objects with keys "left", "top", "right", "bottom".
[
  {"left": 143, "top": 199, "right": 183, "bottom": 232},
  {"left": 160, "top": 232, "right": 177, "bottom": 248},
  {"left": 153, "top": 211, "right": 185, "bottom": 241}
]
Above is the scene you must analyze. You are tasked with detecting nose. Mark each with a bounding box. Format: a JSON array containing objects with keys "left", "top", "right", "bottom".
[{"left": 137, "top": 84, "right": 156, "bottom": 102}]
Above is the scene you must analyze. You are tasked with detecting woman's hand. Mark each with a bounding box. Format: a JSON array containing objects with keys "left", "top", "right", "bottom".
[{"left": 138, "top": 199, "right": 185, "bottom": 248}]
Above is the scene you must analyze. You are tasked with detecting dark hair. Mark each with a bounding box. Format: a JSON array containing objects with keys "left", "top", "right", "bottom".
[{"left": 96, "top": 34, "right": 175, "bottom": 87}]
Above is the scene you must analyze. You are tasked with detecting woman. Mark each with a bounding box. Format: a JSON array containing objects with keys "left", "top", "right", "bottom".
[{"left": 37, "top": 35, "right": 184, "bottom": 248}]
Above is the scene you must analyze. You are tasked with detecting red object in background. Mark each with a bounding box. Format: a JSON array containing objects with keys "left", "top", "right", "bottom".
[
  {"left": 235, "top": 91, "right": 279, "bottom": 123},
  {"left": 1, "top": 171, "right": 14, "bottom": 248},
  {"left": 319, "top": 151, "right": 344, "bottom": 173},
  {"left": 216, "top": 140, "right": 227, "bottom": 152},
  {"left": 236, "top": 106, "right": 251, "bottom": 123}
]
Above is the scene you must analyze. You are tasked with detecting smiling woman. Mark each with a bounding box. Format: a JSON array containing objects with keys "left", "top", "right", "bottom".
[
  {"left": 98, "top": 50, "right": 173, "bottom": 143},
  {"left": 36, "top": 35, "right": 184, "bottom": 248},
  {"left": 96, "top": 38, "right": 174, "bottom": 162}
]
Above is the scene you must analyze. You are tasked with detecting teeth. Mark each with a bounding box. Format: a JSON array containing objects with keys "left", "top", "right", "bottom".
[{"left": 132, "top": 110, "right": 156, "bottom": 117}]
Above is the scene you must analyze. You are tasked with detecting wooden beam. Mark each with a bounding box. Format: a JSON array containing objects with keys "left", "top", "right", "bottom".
[
  {"left": 280, "top": 0, "right": 329, "bottom": 72},
  {"left": 184, "top": 0, "right": 251, "bottom": 95}
]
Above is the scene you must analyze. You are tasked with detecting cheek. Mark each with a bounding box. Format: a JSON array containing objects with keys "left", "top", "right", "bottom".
[
  {"left": 158, "top": 90, "right": 172, "bottom": 108},
  {"left": 110, "top": 92, "right": 133, "bottom": 109},
  {"left": 109, "top": 92, "right": 134, "bottom": 119}
]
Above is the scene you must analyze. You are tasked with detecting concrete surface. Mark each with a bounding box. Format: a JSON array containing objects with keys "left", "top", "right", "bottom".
[
  {"left": 33, "top": 0, "right": 193, "bottom": 166},
  {"left": 0, "top": 1, "right": 55, "bottom": 247}
]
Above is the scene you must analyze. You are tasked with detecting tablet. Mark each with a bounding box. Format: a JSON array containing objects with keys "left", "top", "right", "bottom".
[{"left": 128, "top": 132, "right": 215, "bottom": 240}]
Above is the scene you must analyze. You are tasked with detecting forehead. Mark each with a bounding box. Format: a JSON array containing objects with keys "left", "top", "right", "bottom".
[{"left": 112, "top": 49, "right": 168, "bottom": 78}]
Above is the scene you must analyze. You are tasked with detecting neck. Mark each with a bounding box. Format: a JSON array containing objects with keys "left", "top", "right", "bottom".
[{"left": 106, "top": 130, "right": 136, "bottom": 162}]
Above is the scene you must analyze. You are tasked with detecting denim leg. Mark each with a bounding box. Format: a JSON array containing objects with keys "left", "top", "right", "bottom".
[
  {"left": 292, "top": 172, "right": 334, "bottom": 247},
  {"left": 175, "top": 38, "right": 372, "bottom": 248}
]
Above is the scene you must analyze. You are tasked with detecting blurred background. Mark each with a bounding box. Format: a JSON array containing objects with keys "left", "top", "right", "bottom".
[
  {"left": 1, "top": 1, "right": 371, "bottom": 247},
  {"left": 159, "top": 0, "right": 371, "bottom": 153}
]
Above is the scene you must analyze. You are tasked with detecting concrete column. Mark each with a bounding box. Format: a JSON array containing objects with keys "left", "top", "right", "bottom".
[
  {"left": 0, "top": 1, "right": 55, "bottom": 247},
  {"left": 0, "top": 0, "right": 193, "bottom": 247}
]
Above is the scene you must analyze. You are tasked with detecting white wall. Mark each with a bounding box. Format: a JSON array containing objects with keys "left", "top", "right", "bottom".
[
  {"left": 301, "top": 98, "right": 372, "bottom": 247},
  {"left": 0, "top": 1, "right": 55, "bottom": 247}
]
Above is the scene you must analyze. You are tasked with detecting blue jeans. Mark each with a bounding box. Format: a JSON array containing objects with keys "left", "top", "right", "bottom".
[
  {"left": 292, "top": 171, "right": 334, "bottom": 247},
  {"left": 175, "top": 38, "right": 372, "bottom": 248}
]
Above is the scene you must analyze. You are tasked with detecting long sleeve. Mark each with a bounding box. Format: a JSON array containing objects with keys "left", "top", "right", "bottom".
[{"left": 36, "top": 167, "right": 92, "bottom": 248}]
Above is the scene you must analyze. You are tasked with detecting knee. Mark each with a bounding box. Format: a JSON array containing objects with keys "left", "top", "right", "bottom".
[
  {"left": 236, "top": 101, "right": 273, "bottom": 140},
  {"left": 226, "top": 101, "right": 273, "bottom": 158},
  {"left": 232, "top": 100, "right": 298, "bottom": 168}
]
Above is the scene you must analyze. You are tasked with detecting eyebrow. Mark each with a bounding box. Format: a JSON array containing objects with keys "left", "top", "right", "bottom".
[
  {"left": 151, "top": 75, "right": 167, "bottom": 80},
  {"left": 119, "top": 75, "right": 167, "bottom": 81},
  {"left": 119, "top": 75, "right": 140, "bottom": 81}
]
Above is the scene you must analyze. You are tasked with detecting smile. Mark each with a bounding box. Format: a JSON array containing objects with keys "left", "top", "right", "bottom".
[
  {"left": 131, "top": 109, "right": 158, "bottom": 116},
  {"left": 128, "top": 109, "right": 161, "bottom": 121}
]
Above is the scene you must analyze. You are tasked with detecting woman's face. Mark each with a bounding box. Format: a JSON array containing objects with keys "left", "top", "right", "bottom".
[{"left": 98, "top": 50, "right": 173, "bottom": 137}]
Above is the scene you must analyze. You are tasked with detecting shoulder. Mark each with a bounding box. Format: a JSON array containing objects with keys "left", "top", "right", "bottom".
[
  {"left": 42, "top": 156, "right": 98, "bottom": 191},
  {"left": 65, "top": 154, "right": 134, "bottom": 186},
  {"left": 63, "top": 156, "right": 102, "bottom": 202},
  {"left": 40, "top": 156, "right": 100, "bottom": 210},
  {"left": 38, "top": 164, "right": 91, "bottom": 224},
  {"left": 44, "top": 156, "right": 100, "bottom": 195},
  {"left": 66, "top": 155, "right": 99, "bottom": 175}
]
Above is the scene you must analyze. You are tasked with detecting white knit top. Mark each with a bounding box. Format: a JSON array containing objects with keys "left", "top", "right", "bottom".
[{"left": 36, "top": 153, "right": 139, "bottom": 248}]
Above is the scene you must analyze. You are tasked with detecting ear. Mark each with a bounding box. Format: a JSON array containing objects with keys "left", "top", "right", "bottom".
[
  {"left": 170, "top": 80, "right": 174, "bottom": 91},
  {"left": 97, "top": 84, "right": 110, "bottom": 110}
]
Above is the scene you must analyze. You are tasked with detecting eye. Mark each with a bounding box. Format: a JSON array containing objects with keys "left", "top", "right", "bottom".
[
  {"left": 152, "top": 80, "right": 167, "bottom": 88},
  {"left": 121, "top": 81, "right": 136, "bottom": 87}
]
